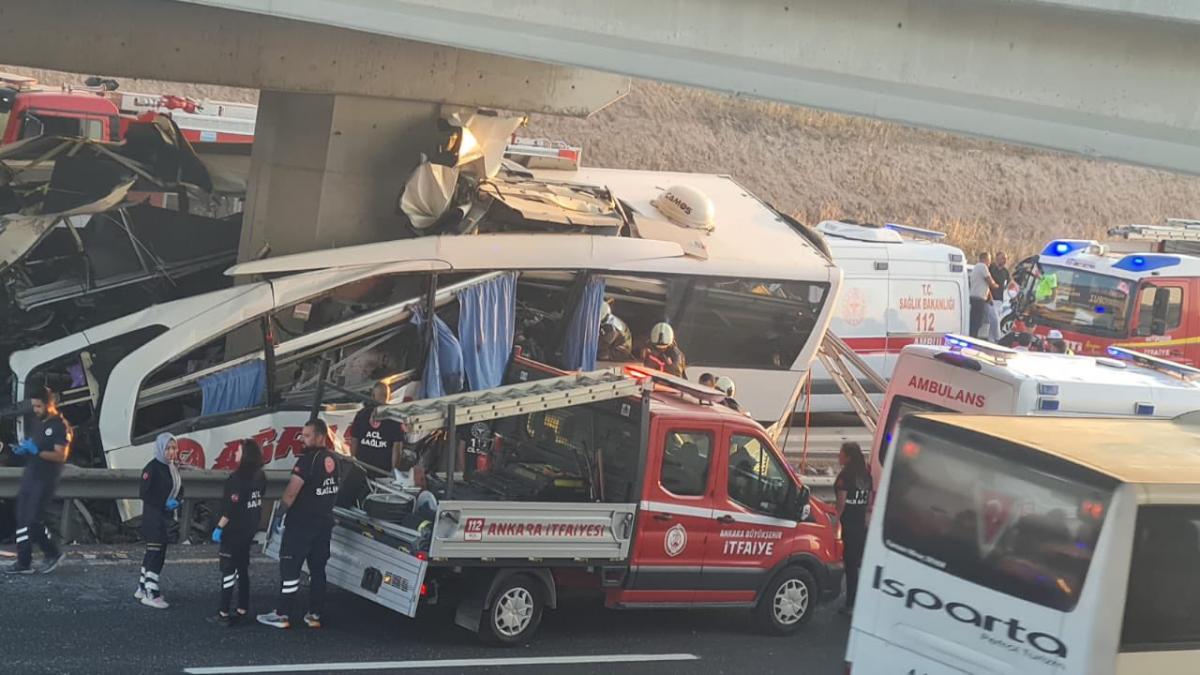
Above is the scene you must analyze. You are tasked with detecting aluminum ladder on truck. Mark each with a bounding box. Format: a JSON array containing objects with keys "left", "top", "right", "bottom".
[
  {"left": 373, "top": 368, "right": 647, "bottom": 434},
  {"left": 816, "top": 332, "right": 886, "bottom": 434},
  {"left": 1109, "top": 220, "right": 1200, "bottom": 255},
  {"left": 765, "top": 331, "right": 885, "bottom": 443}
]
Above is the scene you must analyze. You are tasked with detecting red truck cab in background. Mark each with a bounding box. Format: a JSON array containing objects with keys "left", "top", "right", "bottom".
[{"left": 0, "top": 87, "right": 122, "bottom": 143}]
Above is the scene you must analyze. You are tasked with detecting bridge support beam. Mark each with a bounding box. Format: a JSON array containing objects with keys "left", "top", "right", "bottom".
[{"left": 239, "top": 93, "right": 441, "bottom": 260}]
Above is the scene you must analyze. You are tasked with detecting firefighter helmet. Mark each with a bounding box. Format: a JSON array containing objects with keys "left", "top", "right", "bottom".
[{"left": 650, "top": 322, "right": 675, "bottom": 347}]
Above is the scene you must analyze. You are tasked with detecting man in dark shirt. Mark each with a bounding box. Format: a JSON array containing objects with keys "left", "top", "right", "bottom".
[
  {"left": 988, "top": 251, "right": 1012, "bottom": 342},
  {"left": 349, "top": 382, "right": 405, "bottom": 474},
  {"left": 257, "top": 418, "right": 340, "bottom": 630},
  {"left": 6, "top": 389, "right": 68, "bottom": 575}
]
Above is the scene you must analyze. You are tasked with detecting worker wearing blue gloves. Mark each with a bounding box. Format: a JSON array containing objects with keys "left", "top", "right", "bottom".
[
  {"left": 5, "top": 388, "right": 69, "bottom": 575},
  {"left": 136, "top": 433, "right": 183, "bottom": 609},
  {"left": 209, "top": 439, "right": 266, "bottom": 626}
]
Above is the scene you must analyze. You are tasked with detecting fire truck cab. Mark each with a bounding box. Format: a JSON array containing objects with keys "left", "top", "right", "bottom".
[
  {"left": 1020, "top": 239, "right": 1200, "bottom": 365},
  {"left": 0, "top": 86, "right": 121, "bottom": 144}
]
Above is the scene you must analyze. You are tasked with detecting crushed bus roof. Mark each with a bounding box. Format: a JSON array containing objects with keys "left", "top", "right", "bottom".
[
  {"left": 911, "top": 413, "right": 1200, "bottom": 486},
  {"left": 225, "top": 168, "right": 835, "bottom": 282}
]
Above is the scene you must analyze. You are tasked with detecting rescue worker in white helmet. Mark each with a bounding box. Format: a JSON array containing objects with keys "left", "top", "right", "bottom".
[
  {"left": 597, "top": 300, "right": 634, "bottom": 362},
  {"left": 640, "top": 322, "right": 687, "bottom": 378},
  {"left": 715, "top": 375, "right": 744, "bottom": 414}
]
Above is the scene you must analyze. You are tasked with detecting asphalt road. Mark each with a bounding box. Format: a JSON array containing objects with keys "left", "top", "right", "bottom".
[{"left": 0, "top": 545, "right": 850, "bottom": 675}]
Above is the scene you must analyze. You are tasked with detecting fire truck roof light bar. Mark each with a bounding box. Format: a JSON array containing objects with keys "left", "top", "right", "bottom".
[
  {"left": 1106, "top": 346, "right": 1200, "bottom": 382},
  {"left": 1042, "top": 240, "right": 1100, "bottom": 257},
  {"left": 944, "top": 334, "right": 1018, "bottom": 363}
]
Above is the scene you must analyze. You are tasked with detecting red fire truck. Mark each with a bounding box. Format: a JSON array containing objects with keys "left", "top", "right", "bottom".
[
  {"left": 0, "top": 72, "right": 254, "bottom": 146},
  {"left": 1016, "top": 236, "right": 1200, "bottom": 365},
  {"left": 266, "top": 357, "right": 843, "bottom": 644}
]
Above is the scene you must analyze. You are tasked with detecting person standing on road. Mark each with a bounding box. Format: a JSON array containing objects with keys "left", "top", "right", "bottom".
[
  {"left": 987, "top": 251, "right": 1012, "bottom": 342},
  {"left": 835, "top": 442, "right": 872, "bottom": 616},
  {"left": 5, "top": 388, "right": 68, "bottom": 576},
  {"left": 968, "top": 252, "right": 998, "bottom": 339},
  {"left": 209, "top": 439, "right": 266, "bottom": 626},
  {"left": 136, "top": 433, "right": 183, "bottom": 608},
  {"left": 349, "top": 382, "right": 405, "bottom": 475},
  {"left": 258, "top": 418, "right": 340, "bottom": 630}
]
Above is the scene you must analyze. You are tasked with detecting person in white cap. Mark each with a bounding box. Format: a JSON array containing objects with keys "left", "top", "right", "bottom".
[{"left": 1045, "top": 329, "right": 1073, "bottom": 355}]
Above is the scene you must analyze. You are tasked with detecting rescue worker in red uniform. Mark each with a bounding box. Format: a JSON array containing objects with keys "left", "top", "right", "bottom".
[
  {"left": 640, "top": 322, "right": 687, "bottom": 378},
  {"left": 210, "top": 439, "right": 266, "bottom": 626},
  {"left": 258, "top": 419, "right": 340, "bottom": 630}
]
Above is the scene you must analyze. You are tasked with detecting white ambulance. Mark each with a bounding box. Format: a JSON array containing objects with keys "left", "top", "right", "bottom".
[
  {"left": 869, "top": 335, "right": 1200, "bottom": 480},
  {"left": 811, "top": 220, "right": 969, "bottom": 412}
]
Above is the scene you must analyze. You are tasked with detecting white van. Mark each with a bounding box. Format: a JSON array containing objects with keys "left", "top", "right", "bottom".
[
  {"left": 869, "top": 335, "right": 1200, "bottom": 480},
  {"left": 847, "top": 412, "right": 1200, "bottom": 675},
  {"left": 811, "top": 220, "right": 968, "bottom": 412}
]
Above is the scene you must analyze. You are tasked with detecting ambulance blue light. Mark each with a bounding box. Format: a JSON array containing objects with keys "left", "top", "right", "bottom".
[
  {"left": 1095, "top": 306, "right": 1105, "bottom": 314},
  {"left": 1038, "top": 384, "right": 1059, "bottom": 396},
  {"left": 1038, "top": 398, "right": 1060, "bottom": 411},
  {"left": 1113, "top": 254, "right": 1180, "bottom": 272},
  {"left": 1042, "top": 240, "right": 1091, "bottom": 257},
  {"left": 1134, "top": 403, "right": 1155, "bottom": 416}
]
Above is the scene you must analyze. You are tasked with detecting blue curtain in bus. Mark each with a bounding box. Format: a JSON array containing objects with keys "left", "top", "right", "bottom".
[
  {"left": 561, "top": 276, "right": 606, "bottom": 371},
  {"left": 412, "top": 308, "right": 464, "bottom": 398},
  {"left": 457, "top": 273, "right": 517, "bottom": 391},
  {"left": 199, "top": 359, "right": 266, "bottom": 416}
]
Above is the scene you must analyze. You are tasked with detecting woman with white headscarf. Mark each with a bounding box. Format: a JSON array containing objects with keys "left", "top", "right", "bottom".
[{"left": 135, "top": 432, "right": 183, "bottom": 609}]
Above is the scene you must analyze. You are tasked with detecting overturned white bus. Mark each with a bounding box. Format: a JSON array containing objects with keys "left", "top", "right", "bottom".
[{"left": 8, "top": 166, "right": 842, "bottom": 519}]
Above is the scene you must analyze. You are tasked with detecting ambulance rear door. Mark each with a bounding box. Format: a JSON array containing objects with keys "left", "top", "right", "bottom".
[{"left": 823, "top": 240, "right": 891, "bottom": 405}]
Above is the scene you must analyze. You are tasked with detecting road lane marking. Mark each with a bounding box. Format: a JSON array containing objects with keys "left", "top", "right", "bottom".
[{"left": 184, "top": 653, "right": 700, "bottom": 674}]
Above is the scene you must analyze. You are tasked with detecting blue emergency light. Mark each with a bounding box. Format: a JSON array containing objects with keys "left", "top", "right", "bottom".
[
  {"left": 1134, "top": 403, "right": 1155, "bottom": 416},
  {"left": 944, "top": 334, "right": 1018, "bottom": 356},
  {"left": 1037, "top": 398, "right": 1061, "bottom": 411},
  {"left": 1113, "top": 254, "right": 1181, "bottom": 272},
  {"left": 1037, "top": 383, "right": 1059, "bottom": 396},
  {"left": 1042, "top": 240, "right": 1096, "bottom": 257},
  {"left": 1107, "top": 346, "right": 1200, "bottom": 381}
]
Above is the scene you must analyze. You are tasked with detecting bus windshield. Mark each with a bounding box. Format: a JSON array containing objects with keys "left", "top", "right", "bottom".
[
  {"left": 882, "top": 416, "right": 1114, "bottom": 612},
  {"left": 1027, "top": 264, "right": 1134, "bottom": 338}
]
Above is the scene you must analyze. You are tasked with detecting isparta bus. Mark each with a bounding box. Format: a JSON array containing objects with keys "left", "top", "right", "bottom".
[
  {"left": 847, "top": 412, "right": 1200, "bottom": 675},
  {"left": 8, "top": 166, "right": 840, "bottom": 518}
]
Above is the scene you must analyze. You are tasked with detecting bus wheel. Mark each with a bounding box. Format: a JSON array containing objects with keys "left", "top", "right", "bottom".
[
  {"left": 480, "top": 574, "right": 544, "bottom": 646},
  {"left": 756, "top": 567, "right": 815, "bottom": 635}
]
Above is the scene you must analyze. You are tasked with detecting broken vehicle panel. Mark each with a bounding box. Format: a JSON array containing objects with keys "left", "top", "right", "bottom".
[{"left": 0, "top": 116, "right": 245, "bottom": 395}]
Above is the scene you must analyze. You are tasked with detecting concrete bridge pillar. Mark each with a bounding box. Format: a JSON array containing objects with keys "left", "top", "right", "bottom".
[{"left": 240, "top": 93, "right": 441, "bottom": 260}]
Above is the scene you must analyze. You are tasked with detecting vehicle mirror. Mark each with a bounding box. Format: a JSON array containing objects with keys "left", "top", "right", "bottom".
[
  {"left": 1151, "top": 288, "right": 1171, "bottom": 336},
  {"left": 0, "top": 88, "right": 16, "bottom": 114},
  {"left": 793, "top": 484, "right": 812, "bottom": 522}
]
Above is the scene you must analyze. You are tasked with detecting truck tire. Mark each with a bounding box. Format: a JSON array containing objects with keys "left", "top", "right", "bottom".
[
  {"left": 480, "top": 574, "right": 544, "bottom": 646},
  {"left": 755, "top": 566, "right": 816, "bottom": 636}
]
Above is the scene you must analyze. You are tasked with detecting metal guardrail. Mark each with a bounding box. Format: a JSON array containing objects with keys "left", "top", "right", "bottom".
[{"left": 0, "top": 467, "right": 295, "bottom": 500}]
